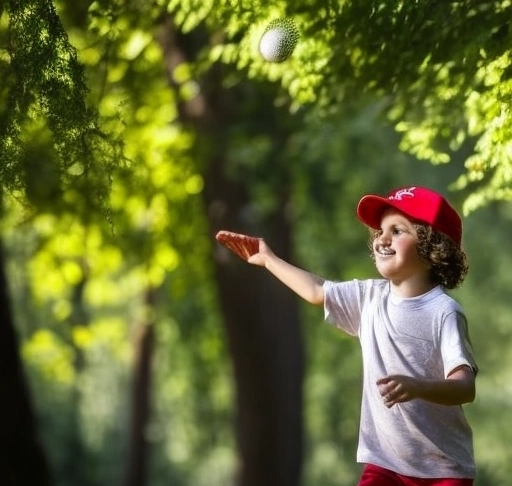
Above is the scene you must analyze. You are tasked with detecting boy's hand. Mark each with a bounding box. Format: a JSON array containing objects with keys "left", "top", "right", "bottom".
[
  {"left": 216, "top": 230, "right": 324, "bottom": 305},
  {"left": 247, "top": 238, "right": 276, "bottom": 267},
  {"left": 215, "top": 230, "right": 261, "bottom": 261},
  {"left": 378, "top": 366, "right": 475, "bottom": 407},
  {"left": 377, "top": 375, "right": 419, "bottom": 408}
]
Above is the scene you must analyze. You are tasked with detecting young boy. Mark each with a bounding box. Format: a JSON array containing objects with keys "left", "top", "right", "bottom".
[{"left": 245, "top": 186, "right": 478, "bottom": 486}]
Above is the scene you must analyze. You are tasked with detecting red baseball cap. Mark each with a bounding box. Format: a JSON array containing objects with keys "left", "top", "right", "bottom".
[{"left": 356, "top": 186, "right": 462, "bottom": 245}]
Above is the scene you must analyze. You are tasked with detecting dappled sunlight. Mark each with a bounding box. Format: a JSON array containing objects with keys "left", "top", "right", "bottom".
[{"left": 2, "top": 1, "right": 512, "bottom": 485}]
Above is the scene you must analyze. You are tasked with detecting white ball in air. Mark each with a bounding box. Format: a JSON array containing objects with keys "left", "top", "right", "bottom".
[{"left": 258, "top": 18, "right": 299, "bottom": 63}]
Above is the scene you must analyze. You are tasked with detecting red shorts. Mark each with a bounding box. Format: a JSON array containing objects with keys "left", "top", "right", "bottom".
[{"left": 358, "top": 464, "right": 474, "bottom": 486}]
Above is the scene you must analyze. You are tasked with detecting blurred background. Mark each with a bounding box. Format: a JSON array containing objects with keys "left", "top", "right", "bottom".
[{"left": 1, "top": 1, "right": 512, "bottom": 485}]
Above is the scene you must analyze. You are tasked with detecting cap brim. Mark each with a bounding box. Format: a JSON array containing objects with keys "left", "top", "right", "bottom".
[{"left": 356, "top": 195, "right": 397, "bottom": 229}]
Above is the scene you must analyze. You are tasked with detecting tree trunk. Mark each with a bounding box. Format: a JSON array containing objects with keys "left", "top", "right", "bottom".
[
  {"left": 0, "top": 243, "right": 53, "bottom": 485},
  {"left": 122, "top": 287, "right": 156, "bottom": 486},
  {"left": 157, "top": 18, "right": 305, "bottom": 486},
  {"left": 207, "top": 175, "right": 305, "bottom": 486}
]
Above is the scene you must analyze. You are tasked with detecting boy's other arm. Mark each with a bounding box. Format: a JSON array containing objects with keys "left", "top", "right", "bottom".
[
  {"left": 377, "top": 365, "right": 476, "bottom": 408},
  {"left": 247, "top": 239, "right": 325, "bottom": 306}
]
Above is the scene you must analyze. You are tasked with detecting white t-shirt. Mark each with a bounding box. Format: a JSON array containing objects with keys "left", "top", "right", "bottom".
[{"left": 324, "top": 279, "right": 477, "bottom": 479}]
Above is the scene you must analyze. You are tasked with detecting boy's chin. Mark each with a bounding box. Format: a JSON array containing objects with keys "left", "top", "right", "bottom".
[{"left": 374, "top": 261, "right": 393, "bottom": 278}]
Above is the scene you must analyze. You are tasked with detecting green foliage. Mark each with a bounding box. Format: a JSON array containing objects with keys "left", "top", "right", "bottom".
[
  {"left": 3, "top": 1, "right": 232, "bottom": 483},
  {"left": 3, "top": 1, "right": 512, "bottom": 485},
  {"left": 168, "top": 0, "right": 512, "bottom": 211},
  {"left": 2, "top": 0, "right": 512, "bottom": 212},
  {"left": 23, "top": 329, "right": 76, "bottom": 384},
  {"left": 5, "top": 0, "right": 510, "bottom": 214},
  {"left": 0, "top": 0, "right": 125, "bottom": 217}
]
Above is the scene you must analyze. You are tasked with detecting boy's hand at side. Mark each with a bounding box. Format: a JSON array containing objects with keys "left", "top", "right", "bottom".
[
  {"left": 377, "top": 365, "right": 476, "bottom": 408},
  {"left": 377, "top": 375, "right": 420, "bottom": 408}
]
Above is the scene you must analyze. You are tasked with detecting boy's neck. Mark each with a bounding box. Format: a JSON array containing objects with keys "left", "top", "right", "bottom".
[{"left": 389, "top": 278, "right": 437, "bottom": 298}]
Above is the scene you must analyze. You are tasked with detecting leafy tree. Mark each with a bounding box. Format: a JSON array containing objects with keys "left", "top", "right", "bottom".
[
  {"left": 167, "top": 0, "right": 512, "bottom": 211},
  {"left": 2, "top": 1, "right": 512, "bottom": 486},
  {"left": 0, "top": 0, "right": 124, "bottom": 217},
  {"left": 4, "top": 1, "right": 512, "bottom": 211}
]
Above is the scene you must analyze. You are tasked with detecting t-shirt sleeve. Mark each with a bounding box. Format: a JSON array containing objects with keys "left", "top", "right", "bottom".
[
  {"left": 323, "top": 279, "right": 365, "bottom": 336},
  {"left": 440, "top": 311, "right": 478, "bottom": 377}
]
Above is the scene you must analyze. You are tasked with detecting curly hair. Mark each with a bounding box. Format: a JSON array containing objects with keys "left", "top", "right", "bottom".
[{"left": 413, "top": 224, "right": 468, "bottom": 289}]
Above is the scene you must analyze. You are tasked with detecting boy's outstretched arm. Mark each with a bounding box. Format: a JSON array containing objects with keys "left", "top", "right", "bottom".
[{"left": 248, "top": 239, "right": 325, "bottom": 306}]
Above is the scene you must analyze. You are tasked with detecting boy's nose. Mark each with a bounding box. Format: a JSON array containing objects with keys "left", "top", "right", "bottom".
[{"left": 377, "top": 231, "right": 391, "bottom": 244}]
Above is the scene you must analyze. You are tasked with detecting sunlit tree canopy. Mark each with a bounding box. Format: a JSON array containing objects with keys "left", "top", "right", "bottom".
[{"left": 2, "top": 2, "right": 512, "bottom": 485}]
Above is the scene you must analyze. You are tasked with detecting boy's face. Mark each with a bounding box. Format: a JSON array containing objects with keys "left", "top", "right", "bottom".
[{"left": 372, "top": 209, "right": 430, "bottom": 285}]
